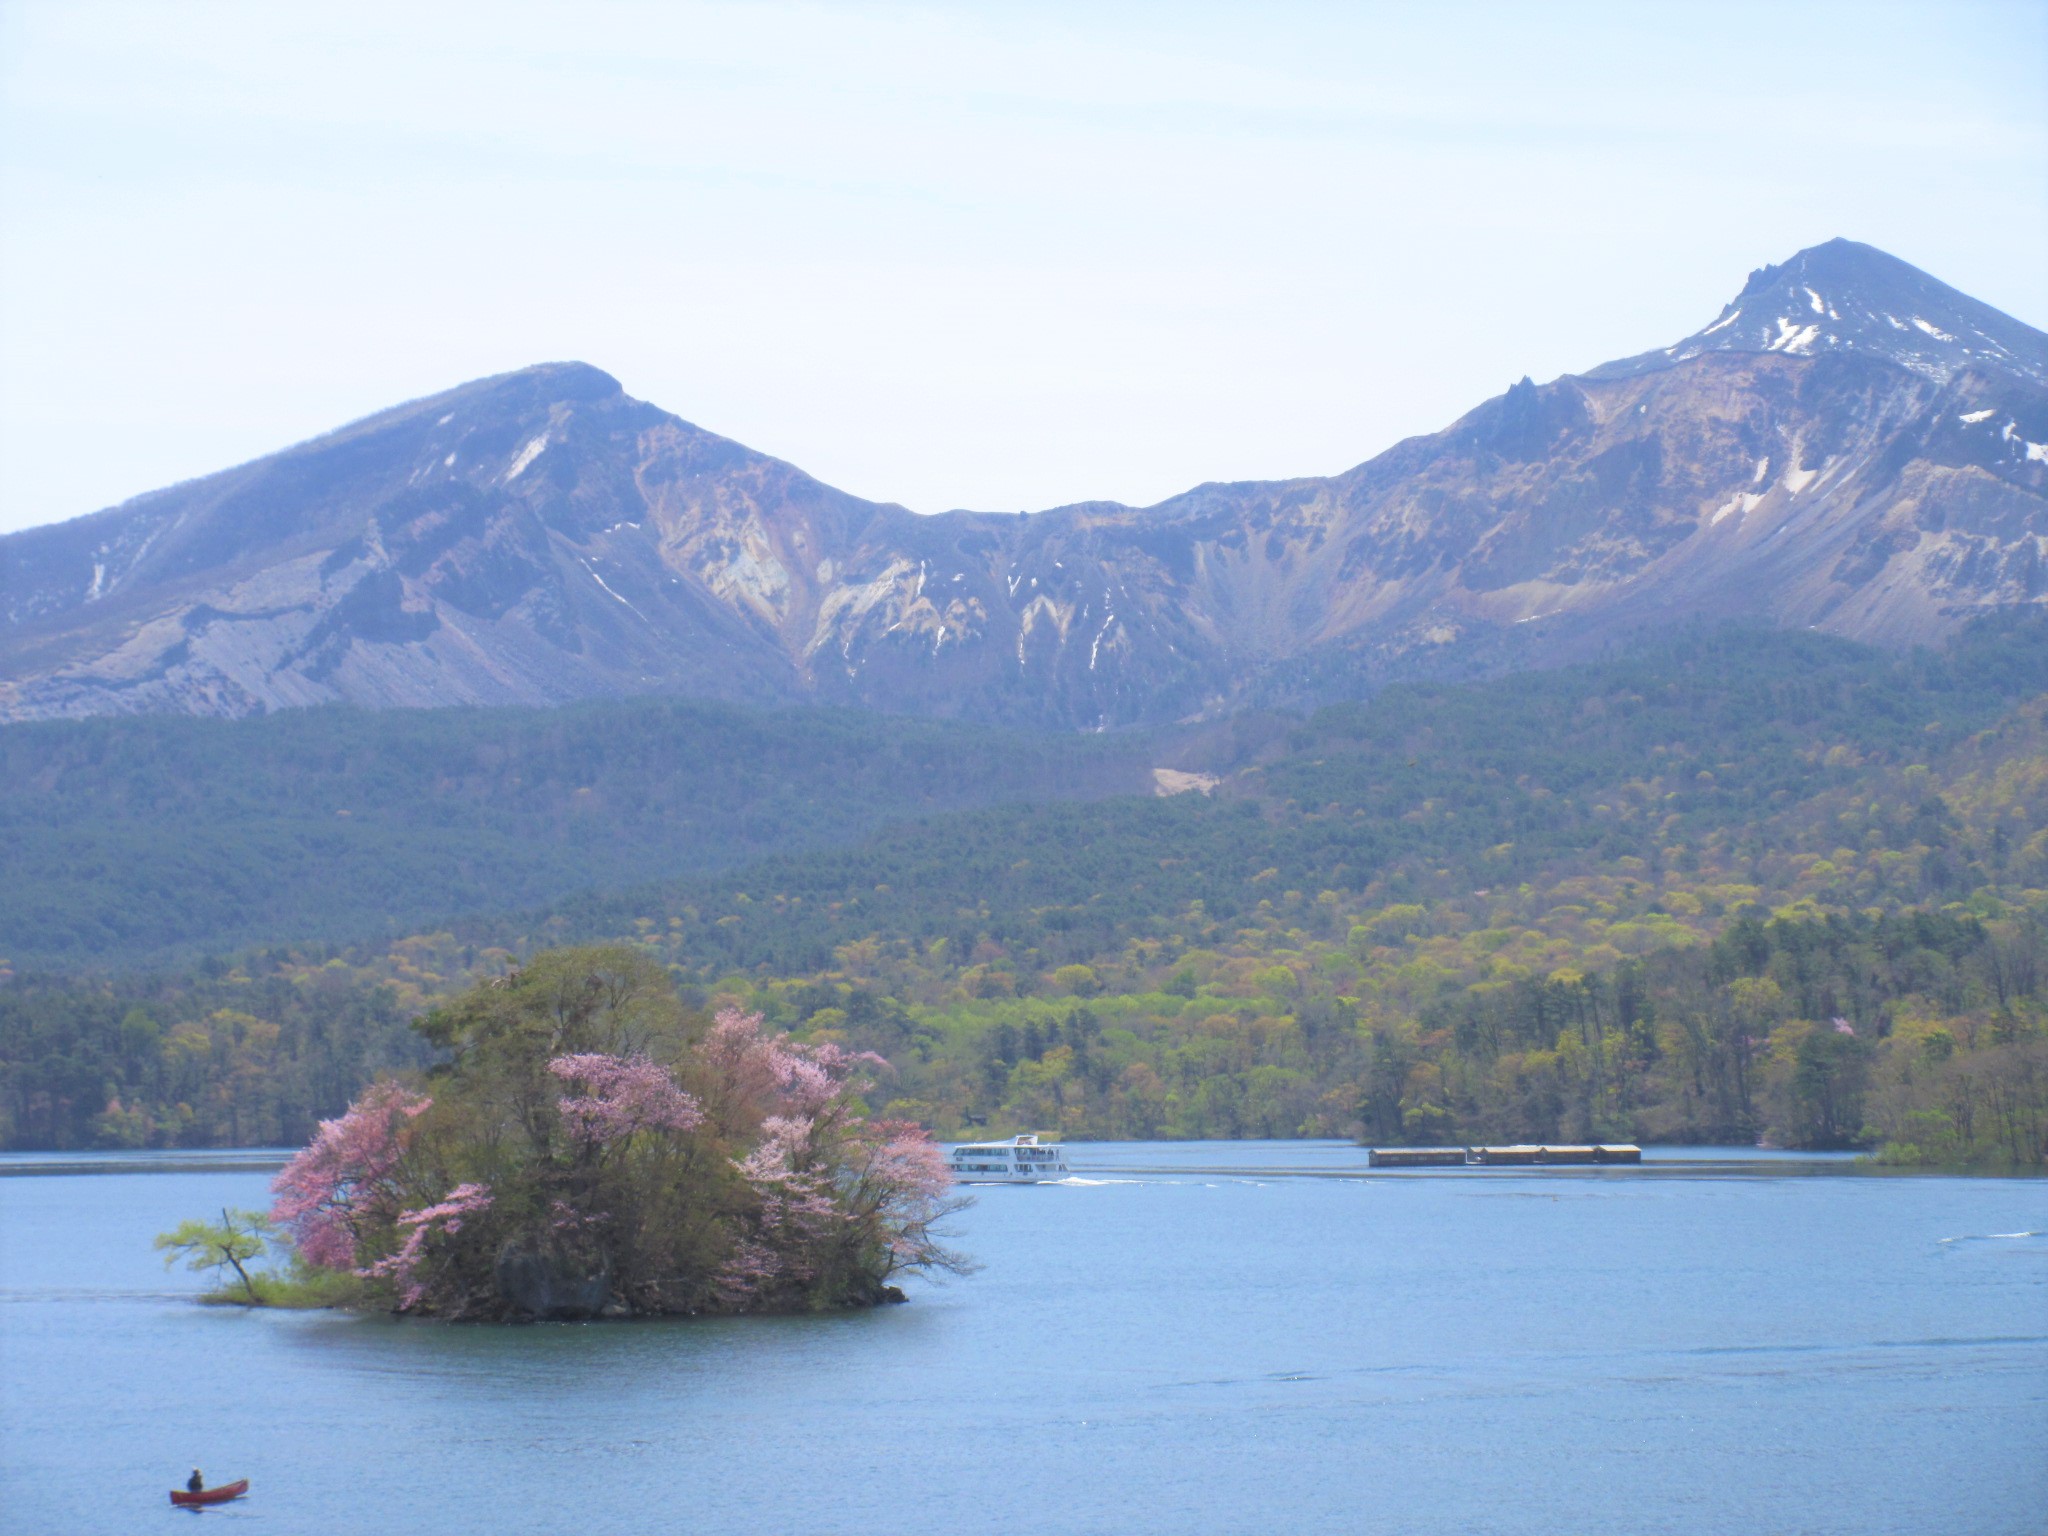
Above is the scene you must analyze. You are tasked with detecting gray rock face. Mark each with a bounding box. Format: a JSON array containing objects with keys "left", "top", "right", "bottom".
[
  {"left": 493, "top": 1242, "right": 612, "bottom": 1321},
  {"left": 2, "top": 241, "right": 2043, "bottom": 727}
]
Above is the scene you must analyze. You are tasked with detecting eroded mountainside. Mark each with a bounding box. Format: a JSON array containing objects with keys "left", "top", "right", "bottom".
[{"left": 3, "top": 239, "right": 2043, "bottom": 726}]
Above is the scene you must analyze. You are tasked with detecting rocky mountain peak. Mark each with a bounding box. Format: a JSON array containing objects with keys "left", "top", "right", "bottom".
[
  {"left": 1592, "top": 238, "right": 2048, "bottom": 388},
  {"left": 2, "top": 243, "right": 2042, "bottom": 726}
]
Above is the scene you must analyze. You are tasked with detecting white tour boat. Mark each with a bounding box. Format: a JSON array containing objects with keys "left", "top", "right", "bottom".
[{"left": 946, "top": 1134, "right": 1070, "bottom": 1184}]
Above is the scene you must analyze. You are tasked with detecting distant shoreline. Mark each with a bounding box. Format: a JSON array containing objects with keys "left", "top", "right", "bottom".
[
  {"left": 0, "top": 1149, "right": 296, "bottom": 1176},
  {"left": 8, "top": 1144, "right": 2027, "bottom": 1181}
]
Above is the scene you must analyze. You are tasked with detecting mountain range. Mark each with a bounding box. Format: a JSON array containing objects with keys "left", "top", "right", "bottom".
[{"left": 3, "top": 238, "right": 2043, "bottom": 727}]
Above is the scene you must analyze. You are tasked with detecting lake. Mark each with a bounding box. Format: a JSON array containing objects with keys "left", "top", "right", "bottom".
[{"left": 1, "top": 1143, "right": 2043, "bottom": 1534}]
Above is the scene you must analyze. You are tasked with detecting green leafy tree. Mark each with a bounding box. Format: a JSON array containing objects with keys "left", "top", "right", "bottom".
[{"left": 154, "top": 1208, "right": 274, "bottom": 1304}]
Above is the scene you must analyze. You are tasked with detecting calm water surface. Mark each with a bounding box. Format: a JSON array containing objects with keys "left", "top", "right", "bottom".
[{"left": 1, "top": 1143, "right": 2043, "bottom": 1535}]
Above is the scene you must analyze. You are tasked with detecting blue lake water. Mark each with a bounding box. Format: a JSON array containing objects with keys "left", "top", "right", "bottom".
[{"left": 1, "top": 1142, "right": 2043, "bottom": 1534}]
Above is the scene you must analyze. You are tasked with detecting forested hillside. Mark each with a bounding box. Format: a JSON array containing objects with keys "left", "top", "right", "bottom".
[
  {"left": 4, "top": 618, "right": 2044, "bottom": 1162},
  {"left": 0, "top": 698, "right": 1151, "bottom": 967},
  {"left": 537, "top": 617, "right": 2048, "bottom": 975}
]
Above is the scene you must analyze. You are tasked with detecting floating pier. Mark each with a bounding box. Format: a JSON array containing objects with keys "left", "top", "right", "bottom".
[
  {"left": 1364, "top": 1148, "right": 1470, "bottom": 1168},
  {"left": 1368, "top": 1144, "right": 1642, "bottom": 1168}
]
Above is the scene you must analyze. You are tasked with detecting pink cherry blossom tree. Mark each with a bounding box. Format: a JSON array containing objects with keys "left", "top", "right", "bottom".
[
  {"left": 269, "top": 1081, "right": 431, "bottom": 1270},
  {"left": 249, "top": 951, "right": 972, "bottom": 1319},
  {"left": 697, "top": 1004, "right": 886, "bottom": 1131},
  {"left": 549, "top": 1052, "right": 703, "bottom": 1144},
  {"left": 837, "top": 1119, "right": 965, "bottom": 1279},
  {"left": 713, "top": 1112, "right": 842, "bottom": 1306},
  {"left": 357, "top": 1182, "right": 494, "bottom": 1310}
]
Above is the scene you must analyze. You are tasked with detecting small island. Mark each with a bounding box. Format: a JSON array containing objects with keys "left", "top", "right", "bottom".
[{"left": 165, "top": 947, "right": 965, "bottom": 1320}]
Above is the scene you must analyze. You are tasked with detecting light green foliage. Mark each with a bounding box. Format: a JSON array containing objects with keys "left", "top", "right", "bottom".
[
  {"left": 8, "top": 618, "right": 2048, "bottom": 1163},
  {"left": 153, "top": 1208, "right": 275, "bottom": 1304}
]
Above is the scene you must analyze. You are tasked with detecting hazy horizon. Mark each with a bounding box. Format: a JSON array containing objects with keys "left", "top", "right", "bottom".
[{"left": 2, "top": 0, "right": 2044, "bottom": 537}]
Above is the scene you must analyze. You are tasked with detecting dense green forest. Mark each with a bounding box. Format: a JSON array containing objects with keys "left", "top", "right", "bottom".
[
  {"left": 0, "top": 697, "right": 1150, "bottom": 967},
  {"left": 530, "top": 618, "right": 2048, "bottom": 975},
  {"left": 3, "top": 618, "right": 2044, "bottom": 1162}
]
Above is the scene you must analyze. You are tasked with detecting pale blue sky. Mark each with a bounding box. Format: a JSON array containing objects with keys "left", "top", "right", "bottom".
[{"left": 1, "top": 0, "right": 2043, "bottom": 534}]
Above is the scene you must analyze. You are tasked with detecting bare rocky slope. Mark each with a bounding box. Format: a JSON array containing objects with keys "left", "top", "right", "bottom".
[{"left": 3, "top": 238, "right": 2043, "bottom": 727}]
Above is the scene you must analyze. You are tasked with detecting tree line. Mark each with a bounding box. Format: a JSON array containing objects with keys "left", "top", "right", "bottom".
[{"left": 3, "top": 616, "right": 2044, "bottom": 1162}]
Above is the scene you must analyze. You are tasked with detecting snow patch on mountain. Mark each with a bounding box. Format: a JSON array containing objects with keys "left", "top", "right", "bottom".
[
  {"left": 580, "top": 559, "right": 647, "bottom": 621},
  {"left": 1590, "top": 239, "right": 2048, "bottom": 390},
  {"left": 1769, "top": 319, "right": 1822, "bottom": 354},
  {"left": 1711, "top": 491, "right": 1762, "bottom": 524},
  {"left": 505, "top": 434, "right": 550, "bottom": 481}
]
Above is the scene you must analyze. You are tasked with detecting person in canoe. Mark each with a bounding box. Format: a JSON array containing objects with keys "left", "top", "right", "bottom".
[{"left": 170, "top": 1473, "right": 249, "bottom": 1507}]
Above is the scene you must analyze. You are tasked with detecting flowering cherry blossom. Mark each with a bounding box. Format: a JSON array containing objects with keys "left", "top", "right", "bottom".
[
  {"left": 358, "top": 1182, "right": 493, "bottom": 1309},
  {"left": 269, "top": 1081, "right": 431, "bottom": 1270},
  {"left": 549, "top": 1052, "right": 703, "bottom": 1144},
  {"left": 702, "top": 1005, "right": 886, "bottom": 1120},
  {"left": 261, "top": 960, "right": 967, "bottom": 1318}
]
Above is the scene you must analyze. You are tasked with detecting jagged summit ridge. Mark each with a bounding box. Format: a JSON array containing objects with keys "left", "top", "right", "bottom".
[
  {"left": 1, "top": 242, "right": 2043, "bottom": 725},
  {"left": 1592, "top": 238, "right": 2048, "bottom": 388}
]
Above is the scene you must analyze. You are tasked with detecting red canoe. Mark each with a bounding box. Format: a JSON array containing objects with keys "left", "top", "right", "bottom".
[{"left": 169, "top": 1479, "right": 248, "bottom": 1507}]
